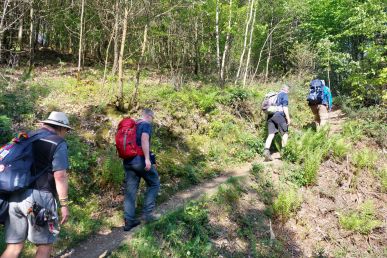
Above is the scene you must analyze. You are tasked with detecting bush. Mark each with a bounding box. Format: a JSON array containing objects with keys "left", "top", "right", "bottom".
[
  {"left": 272, "top": 188, "right": 302, "bottom": 221},
  {"left": 0, "top": 115, "right": 12, "bottom": 144},
  {"left": 339, "top": 200, "right": 382, "bottom": 234},
  {"left": 67, "top": 135, "right": 97, "bottom": 173},
  {"left": 352, "top": 148, "right": 378, "bottom": 171}
]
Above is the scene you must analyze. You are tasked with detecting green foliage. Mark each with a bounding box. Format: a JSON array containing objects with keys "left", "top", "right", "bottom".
[
  {"left": 283, "top": 128, "right": 331, "bottom": 186},
  {"left": 339, "top": 200, "right": 382, "bottom": 234},
  {"left": 342, "top": 121, "right": 364, "bottom": 141},
  {"left": 215, "top": 177, "right": 243, "bottom": 207},
  {"left": 272, "top": 188, "right": 302, "bottom": 221},
  {"left": 111, "top": 200, "right": 213, "bottom": 258},
  {"left": 379, "top": 166, "right": 387, "bottom": 193},
  {"left": 0, "top": 115, "right": 12, "bottom": 145},
  {"left": 283, "top": 128, "right": 330, "bottom": 163},
  {"left": 332, "top": 137, "right": 351, "bottom": 160},
  {"left": 99, "top": 154, "right": 124, "bottom": 188},
  {"left": 352, "top": 148, "right": 378, "bottom": 171},
  {"left": 66, "top": 135, "right": 97, "bottom": 174}
]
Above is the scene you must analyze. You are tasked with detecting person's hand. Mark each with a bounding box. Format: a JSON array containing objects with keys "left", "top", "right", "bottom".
[
  {"left": 287, "top": 119, "right": 291, "bottom": 126},
  {"left": 60, "top": 206, "right": 70, "bottom": 225},
  {"left": 145, "top": 159, "right": 152, "bottom": 171}
]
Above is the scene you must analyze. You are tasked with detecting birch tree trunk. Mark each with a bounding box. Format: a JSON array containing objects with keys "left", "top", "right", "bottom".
[
  {"left": 220, "top": 0, "right": 232, "bottom": 84},
  {"left": 0, "top": 0, "right": 9, "bottom": 62},
  {"left": 130, "top": 24, "right": 148, "bottom": 109},
  {"left": 243, "top": 2, "right": 257, "bottom": 86},
  {"left": 215, "top": 0, "right": 220, "bottom": 73},
  {"left": 18, "top": 13, "right": 23, "bottom": 50},
  {"left": 77, "top": 0, "right": 85, "bottom": 80},
  {"left": 264, "top": 20, "right": 273, "bottom": 83},
  {"left": 102, "top": 29, "right": 115, "bottom": 85},
  {"left": 250, "top": 19, "right": 282, "bottom": 82},
  {"left": 117, "top": 1, "right": 129, "bottom": 110},
  {"left": 28, "top": 0, "right": 34, "bottom": 69},
  {"left": 112, "top": 0, "right": 119, "bottom": 75},
  {"left": 235, "top": 0, "right": 253, "bottom": 84}
]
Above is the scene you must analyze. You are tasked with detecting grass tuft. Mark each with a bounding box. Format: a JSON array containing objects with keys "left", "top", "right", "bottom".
[{"left": 339, "top": 200, "right": 382, "bottom": 234}]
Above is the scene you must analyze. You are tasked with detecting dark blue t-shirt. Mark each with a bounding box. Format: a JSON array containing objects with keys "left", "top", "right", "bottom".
[{"left": 125, "top": 121, "right": 153, "bottom": 165}]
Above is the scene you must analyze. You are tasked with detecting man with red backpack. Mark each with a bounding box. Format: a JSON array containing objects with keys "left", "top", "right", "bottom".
[{"left": 116, "top": 108, "right": 160, "bottom": 231}]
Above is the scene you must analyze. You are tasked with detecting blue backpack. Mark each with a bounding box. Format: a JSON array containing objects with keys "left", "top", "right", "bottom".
[
  {"left": 307, "top": 79, "right": 324, "bottom": 105},
  {"left": 0, "top": 130, "right": 54, "bottom": 193}
]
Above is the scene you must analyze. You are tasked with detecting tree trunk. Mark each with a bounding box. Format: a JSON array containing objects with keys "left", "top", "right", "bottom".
[
  {"left": 264, "top": 23, "right": 273, "bottom": 83},
  {"left": 111, "top": 0, "right": 120, "bottom": 76},
  {"left": 235, "top": 0, "right": 253, "bottom": 84},
  {"left": 0, "top": 0, "right": 10, "bottom": 62},
  {"left": 102, "top": 29, "right": 115, "bottom": 85},
  {"left": 117, "top": 2, "right": 129, "bottom": 110},
  {"left": 130, "top": 24, "right": 148, "bottom": 109},
  {"left": 28, "top": 0, "right": 34, "bottom": 69},
  {"left": 243, "top": 2, "right": 257, "bottom": 87},
  {"left": 215, "top": 0, "right": 220, "bottom": 73},
  {"left": 250, "top": 18, "right": 282, "bottom": 83},
  {"left": 77, "top": 0, "right": 85, "bottom": 80},
  {"left": 220, "top": 0, "right": 232, "bottom": 84},
  {"left": 18, "top": 14, "right": 23, "bottom": 50}
]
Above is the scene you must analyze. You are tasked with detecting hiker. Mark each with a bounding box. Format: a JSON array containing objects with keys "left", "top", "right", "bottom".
[
  {"left": 118, "top": 108, "right": 160, "bottom": 231},
  {"left": 307, "top": 79, "right": 332, "bottom": 128},
  {"left": 1, "top": 111, "right": 71, "bottom": 258},
  {"left": 263, "top": 85, "right": 291, "bottom": 161}
]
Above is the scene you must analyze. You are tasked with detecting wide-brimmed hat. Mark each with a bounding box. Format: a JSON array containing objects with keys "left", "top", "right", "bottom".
[{"left": 40, "top": 111, "right": 73, "bottom": 130}]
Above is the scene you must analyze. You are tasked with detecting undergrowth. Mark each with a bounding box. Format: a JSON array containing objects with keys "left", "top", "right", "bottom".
[{"left": 339, "top": 200, "right": 382, "bottom": 235}]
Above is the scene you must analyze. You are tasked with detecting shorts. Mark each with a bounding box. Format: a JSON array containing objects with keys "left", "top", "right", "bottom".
[
  {"left": 267, "top": 113, "right": 288, "bottom": 135},
  {"left": 5, "top": 189, "right": 58, "bottom": 245}
]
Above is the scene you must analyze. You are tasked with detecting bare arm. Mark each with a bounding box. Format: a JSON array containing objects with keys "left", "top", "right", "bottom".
[
  {"left": 141, "top": 133, "right": 151, "bottom": 171},
  {"left": 54, "top": 170, "right": 68, "bottom": 200},
  {"left": 54, "top": 170, "right": 70, "bottom": 224},
  {"left": 283, "top": 107, "right": 291, "bottom": 124}
]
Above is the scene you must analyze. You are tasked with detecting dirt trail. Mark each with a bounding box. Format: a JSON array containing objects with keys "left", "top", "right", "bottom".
[
  {"left": 58, "top": 162, "right": 254, "bottom": 258},
  {"left": 328, "top": 108, "right": 346, "bottom": 134}
]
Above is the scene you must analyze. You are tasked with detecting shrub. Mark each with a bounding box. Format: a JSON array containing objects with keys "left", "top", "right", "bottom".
[
  {"left": 339, "top": 200, "right": 382, "bottom": 234},
  {"left": 272, "top": 188, "right": 302, "bottom": 220},
  {"left": 352, "top": 148, "right": 378, "bottom": 171},
  {"left": 67, "top": 135, "right": 97, "bottom": 174},
  {"left": 0, "top": 115, "right": 12, "bottom": 144}
]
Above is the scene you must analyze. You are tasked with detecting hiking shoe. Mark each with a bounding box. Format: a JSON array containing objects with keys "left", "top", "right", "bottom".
[
  {"left": 264, "top": 149, "right": 273, "bottom": 161},
  {"left": 142, "top": 213, "right": 161, "bottom": 224},
  {"left": 124, "top": 219, "right": 141, "bottom": 231}
]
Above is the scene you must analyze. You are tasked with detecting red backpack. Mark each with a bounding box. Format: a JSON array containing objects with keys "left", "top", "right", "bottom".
[{"left": 115, "top": 118, "right": 144, "bottom": 159}]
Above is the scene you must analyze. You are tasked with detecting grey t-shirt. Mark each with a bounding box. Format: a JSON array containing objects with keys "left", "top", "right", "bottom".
[{"left": 52, "top": 142, "right": 69, "bottom": 172}]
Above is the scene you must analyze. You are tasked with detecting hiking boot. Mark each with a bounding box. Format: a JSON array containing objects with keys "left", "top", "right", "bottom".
[
  {"left": 123, "top": 219, "right": 141, "bottom": 231},
  {"left": 142, "top": 213, "right": 161, "bottom": 224},
  {"left": 264, "top": 149, "right": 273, "bottom": 161}
]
